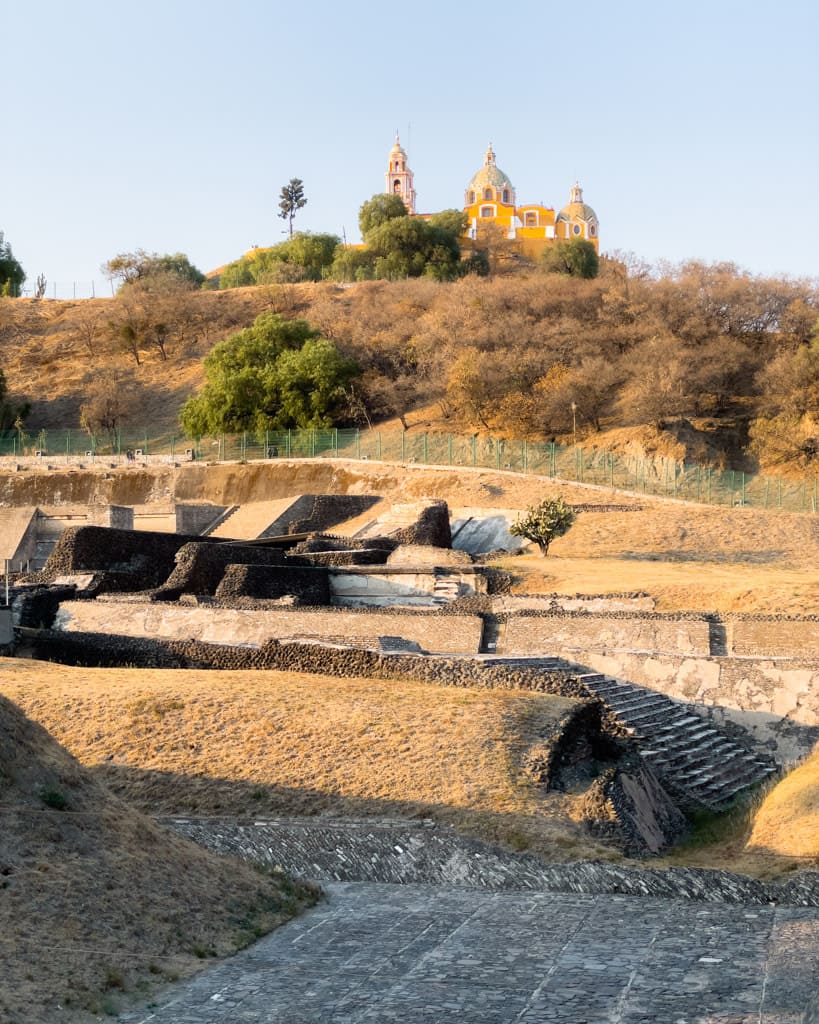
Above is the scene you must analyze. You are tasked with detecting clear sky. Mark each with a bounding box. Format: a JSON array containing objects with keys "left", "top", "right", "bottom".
[{"left": 3, "top": 0, "right": 818, "bottom": 297}]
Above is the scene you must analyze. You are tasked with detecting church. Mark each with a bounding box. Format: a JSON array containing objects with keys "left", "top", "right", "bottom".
[{"left": 386, "top": 135, "right": 599, "bottom": 259}]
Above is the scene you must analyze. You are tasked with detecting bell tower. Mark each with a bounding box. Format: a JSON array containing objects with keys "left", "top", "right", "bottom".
[{"left": 385, "top": 134, "right": 416, "bottom": 214}]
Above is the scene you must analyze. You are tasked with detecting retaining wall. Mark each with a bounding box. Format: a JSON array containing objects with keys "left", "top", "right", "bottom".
[
  {"left": 152, "top": 541, "right": 288, "bottom": 600},
  {"left": 500, "top": 614, "right": 712, "bottom": 657},
  {"left": 215, "top": 564, "right": 331, "bottom": 604},
  {"left": 52, "top": 600, "right": 485, "bottom": 654},
  {"left": 41, "top": 526, "right": 210, "bottom": 589}
]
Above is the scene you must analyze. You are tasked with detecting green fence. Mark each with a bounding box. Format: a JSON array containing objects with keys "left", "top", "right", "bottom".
[{"left": 1, "top": 426, "right": 816, "bottom": 513}]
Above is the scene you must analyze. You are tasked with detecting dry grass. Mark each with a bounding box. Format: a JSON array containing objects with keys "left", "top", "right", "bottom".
[
  {"left": 0, "top": 683, "right": 316, "bottom": 1024},
  {"left": 486, "top": 492, "right": 819, "bottom": 613},
  {"left": 747, "top": 746, "right": 819, "bottom": 860},
  {"left": 0, "top": 658, "right": 616, "bottom": 864}
]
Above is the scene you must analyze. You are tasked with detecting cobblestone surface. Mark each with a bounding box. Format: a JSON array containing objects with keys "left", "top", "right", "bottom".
[
  {"left": 164, "top": 817, "right": 819, "bottom": 907},
  {"left": 119, "top": 883, "right": 818, "bottom": 1024}
]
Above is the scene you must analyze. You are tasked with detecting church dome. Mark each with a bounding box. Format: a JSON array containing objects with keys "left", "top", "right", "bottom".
[
  {"left": 468, "top": 144, "right": 514, "bottom": 191},
  {"left": 556, "top": 181, "right": 598, "bottom": 224}
]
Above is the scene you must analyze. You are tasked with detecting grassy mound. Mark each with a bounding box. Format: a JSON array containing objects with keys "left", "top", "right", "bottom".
[
  {"left": 0, "top": 658, "right": 616, "bottom": 863},
  {"left": 0, "top": 685, "right": 316, "bottom": 1024},
  {"left": 746, "top": 746, "right": 819, "bottom": 860}
]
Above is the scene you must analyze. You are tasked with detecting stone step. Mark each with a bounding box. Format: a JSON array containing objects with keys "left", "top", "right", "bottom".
[{"left": 578, "top": 672, "right": 777, "bottom": 811}]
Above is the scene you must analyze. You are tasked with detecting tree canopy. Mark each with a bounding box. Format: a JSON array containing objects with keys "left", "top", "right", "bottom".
[
  {"left": 219, "top": 233, "right": 340, "bottom": 288},
  {"left": 332, "top": 197, "right": 465, "bottom": 282},
  {"left": 541, "top": 238, "right": 600, "bottom": 279},
  {"left": 178, "top": 312, "right": 358, "bottom": 435},
  {"left": 510, "top": 497, "right": 577, "bottom": 556},
  {"left": 358, "top": 193, "right": 408, "bottom": 236},
  {"left": 0, "top": 233, "right": 25, "bottom": 297},
  {"left": 278, "top": 179, "right": 307, "bottom": 238},
  {"left": 102, "top": 250, "right": 205, "bottom": 292}
]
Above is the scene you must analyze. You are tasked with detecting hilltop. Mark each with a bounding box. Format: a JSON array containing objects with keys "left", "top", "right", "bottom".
[{"left": 1, "top": 262, "right": 817, "bottom": 472}]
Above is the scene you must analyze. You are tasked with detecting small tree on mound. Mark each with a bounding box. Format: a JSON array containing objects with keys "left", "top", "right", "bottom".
[{"left": 510, "top": 497, "right": 576, "bottom": 556}]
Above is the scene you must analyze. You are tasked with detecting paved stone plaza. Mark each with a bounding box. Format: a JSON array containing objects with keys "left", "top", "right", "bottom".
[{"left": 121, "top": 882, "right": 818, "bottom": 1024}]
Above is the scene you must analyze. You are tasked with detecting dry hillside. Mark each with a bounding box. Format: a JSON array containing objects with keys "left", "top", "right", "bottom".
[
  {"left": 0, "top": 686, "right": 316, "bottom": 1024},
  {"left": 2, "top": 263, "right": 817, "bottom": 471}
]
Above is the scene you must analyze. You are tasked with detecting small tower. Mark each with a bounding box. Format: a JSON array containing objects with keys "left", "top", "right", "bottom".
[{"left": 386, "top": 134, "right": 416, "bottom": 214}]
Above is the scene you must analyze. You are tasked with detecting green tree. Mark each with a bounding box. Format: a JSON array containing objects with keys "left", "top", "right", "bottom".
[
  {"left": 179, "top": 312, "right": 357, "bottom": 435},
  {"left": 542, "top": 239, "right": 600, "bottom": 279},
  {"left": 278, "top": 178, "right": 307, "bottom": 238},
  {"left": 365, "top": 217, "right": 461, "bottom": 281},
  {"left": 358, "top": 193, "right": 408, "bottom": 237},
  {"left": 219, "top": 233, "right": 339, "bottom": 288},
  {"left": 102, "top": 250, "right": 204, "bottom": 291},
  {"left": 428, "top": 209, "right": 468, "bottom": 237},
  {"left": 510, "top": 497, "right": 577, "bottom": 556},
  {"left": 0, "top": 233, "right": 25, "bottom": 297}
]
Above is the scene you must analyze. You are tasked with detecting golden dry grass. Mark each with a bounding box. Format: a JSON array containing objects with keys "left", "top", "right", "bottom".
[
  {"left": 0, "top": 685, "right": 316, "bottom": 1024},
  {"left": 747, "top": 746, "right": 819, "bottom": 859},
  {"left": 0, "top": 658, "right": 615, "bottom": 862}
]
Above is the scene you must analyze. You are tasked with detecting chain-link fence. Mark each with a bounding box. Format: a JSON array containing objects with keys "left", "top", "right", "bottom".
[{"left": 1, "top": 426, "right": 816, "bottom": 513}]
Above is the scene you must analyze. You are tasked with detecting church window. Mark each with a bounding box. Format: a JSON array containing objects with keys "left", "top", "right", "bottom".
[
  {"left": 484, "top": 188, "right": 493, "bottom": 200},
  {"left": 502, "top": 189, "right": 509, "bottom": 204},
  {"left": 480, "top": 206, "right": 494, "bottom": 218},
  {"left": 468, "top": 190, "right": 475, "bottom": 204},
  {"left": 573, "top": 224, "right": 582, "bottom": 235},
  {"left": 589, "top": 224, "right": 597, "bottom": 237},
  {"left": 525, "top": 212, "right": 537, "bottom": 226}
]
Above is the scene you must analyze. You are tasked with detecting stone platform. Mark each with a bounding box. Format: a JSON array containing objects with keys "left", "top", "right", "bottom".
[{"left": 120, "top": 882, "right": 819, "bottom": 1023}]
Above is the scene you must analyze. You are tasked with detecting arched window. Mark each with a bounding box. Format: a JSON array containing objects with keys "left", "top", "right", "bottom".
[
  {"left": 468, "top": 190, "right": 475, "bottom": 204},
  {"left": 393, "top": 179, "right": 402, "bottom": 193},
  {"left": 480, "top": 206, "right": 494, "bottom": 218},
  {"left": 525, "top": 212, "right": 537, "bottom": 226},
  {"left": 484, "top": 188, "right": 493, "bottom": 201},
  {"left": 502, "top": 190, "right": 509, "bottom": 204}
]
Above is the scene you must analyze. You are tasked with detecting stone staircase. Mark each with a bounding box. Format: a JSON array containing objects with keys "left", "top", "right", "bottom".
[
  {"left": 576, "top": 672, "right": 778, "bottom": 809},
  {"left": 432, "top": 571, "right": 461, "bottom": 604}
]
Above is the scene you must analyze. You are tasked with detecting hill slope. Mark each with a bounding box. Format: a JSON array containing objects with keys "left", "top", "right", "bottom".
[{"left": 0, "top": 685, "right": 314, "bottom": 1024}]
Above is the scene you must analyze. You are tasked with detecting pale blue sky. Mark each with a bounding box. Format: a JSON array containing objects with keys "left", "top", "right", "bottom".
[{"left": 3, "top": 0, "right": 817, "bottom": 296}]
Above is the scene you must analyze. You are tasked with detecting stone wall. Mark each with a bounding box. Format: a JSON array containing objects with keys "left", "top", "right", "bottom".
[
  {"left": 29, "top": 630, "right": 590, "bottom": 697},
  {"left": 729, "top": 619, "right": 819, "bottom": 658},
  {"left": 282, "top": 494, "right": 380, "bottom": 535},
  {"left": 174, "top": 503, "right": 228, "bottom": 535},
  {"left": 41, "top": 526, "right": 207, "bottom": 590},
  {"left": 87, "top": 504, "right": 133, "bottom": 529},
  {"left": 162, "top": 817, "right": 819, "bottom": 905},
  {"left": 52, "top": 600, "right": 485, "bottom": 654},
  {"left": 152, "top": 541, "right": 287, "bottom": 600},
  {"left": 215, "top": 564, "right": 331, "bottom": 605},
  {"left": 500, "top": 613, "right": 712, "bottom": 657},
  {"left": 392, "top": 500, "right": 452, "bottom": 547}
]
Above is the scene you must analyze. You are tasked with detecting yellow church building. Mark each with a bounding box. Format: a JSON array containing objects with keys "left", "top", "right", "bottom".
[{"left": 386, "top": 135, "right": 599, "bottom": 259}]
